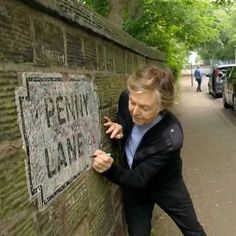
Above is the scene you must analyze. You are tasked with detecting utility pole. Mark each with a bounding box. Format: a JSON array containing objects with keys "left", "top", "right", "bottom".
[
  {"left": 189, "top": 51, "right": 196, "bottom": 86},
  {"left": 190, "top": 63, "right": 193, "bottom": 86}
]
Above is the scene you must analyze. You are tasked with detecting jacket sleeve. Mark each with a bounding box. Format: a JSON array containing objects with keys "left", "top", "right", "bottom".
[{"left": 103, "top": 151, "right": 179, "bottom": 189}]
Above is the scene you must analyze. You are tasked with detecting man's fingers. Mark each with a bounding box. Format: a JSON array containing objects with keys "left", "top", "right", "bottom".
[
  {"left": 103, "top": 117, "right": 123, "bottom": 139},
  {"left": 110, "top": 126, "right": 121, "bottom": 138},
  {"left": 104, "top": 121, "right": 113, "bottom": 128},
  {"left": 93, "top": 149, "right": 104, "bottom": 156},
  {"left": 106, "top": 127, "right": 123, "bottom": 139},
  {"left": 92, "top": 163, "right": 104, "bottom": 173},
  {"left": 116, "top": 133, "right": 123, "bottom": 139},
  {"left": 103, "top": 116, "right": 111, "bottom": 124},
  {"left": 105, "top": 124, "right": 116, "bottom": 134},
  {"left": 104, "top": 116, "right": 111, "bottom": 122}
]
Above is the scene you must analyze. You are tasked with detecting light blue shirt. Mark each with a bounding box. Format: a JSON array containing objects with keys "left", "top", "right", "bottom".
[{"left": 125, "top": 114, "right": 163, "bottom": 169}]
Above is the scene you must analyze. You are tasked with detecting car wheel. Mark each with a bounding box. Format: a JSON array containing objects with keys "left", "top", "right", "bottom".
[{"left": 223, "top": 92, "right": 230, "bottom": 109}]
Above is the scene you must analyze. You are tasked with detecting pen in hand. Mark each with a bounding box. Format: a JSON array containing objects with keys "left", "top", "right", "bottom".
[{"left": 90, "top": 153, "right": 111, "bottom": 158}]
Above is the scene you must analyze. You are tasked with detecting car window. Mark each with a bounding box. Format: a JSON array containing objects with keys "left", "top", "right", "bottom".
[
  {"left": 210, "top": 65, "right": 236, "bottom": 79},
  {"left": 219, "top": 67, "right": 232, "bottom": 76}
]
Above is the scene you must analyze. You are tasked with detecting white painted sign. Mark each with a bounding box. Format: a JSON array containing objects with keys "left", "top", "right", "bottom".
[{"left": 15, "top": 73, "right": 100, "bottom": 209}]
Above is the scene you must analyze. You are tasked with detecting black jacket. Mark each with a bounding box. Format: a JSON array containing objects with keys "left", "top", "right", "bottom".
[{"left": 104, "top": 90, "right": 183, "bottom": 191}]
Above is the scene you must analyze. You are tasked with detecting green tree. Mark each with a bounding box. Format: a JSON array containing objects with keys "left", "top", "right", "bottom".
[
  {"left": 197, "top": 3, "right": 236, "bottom": 63},
  {"left": 81, "top": 0, "right": 234, "bottom": 70},
  {"left": 123, "top": 0, "right": 219, "bottom": 71},
  {"left": 81, "top": 0, "right": 128, "bottom": 28}
]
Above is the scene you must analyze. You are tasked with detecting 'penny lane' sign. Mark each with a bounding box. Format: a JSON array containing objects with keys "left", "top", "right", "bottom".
[{"left": 15, "top": 73, "right": 101, "bottom": 209}]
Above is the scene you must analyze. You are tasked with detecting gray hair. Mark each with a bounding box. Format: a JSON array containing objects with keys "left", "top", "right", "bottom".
[{"left": 127, "top": 65, "right": 175, "bottom": 110}]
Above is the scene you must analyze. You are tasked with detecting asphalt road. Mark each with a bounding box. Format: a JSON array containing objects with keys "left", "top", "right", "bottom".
[{"left": 155, "top": 75, "right": 236, "bottom": 236}]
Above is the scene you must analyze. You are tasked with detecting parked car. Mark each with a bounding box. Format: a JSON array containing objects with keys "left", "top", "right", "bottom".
[
  {"left": 206, "top": 64, "right": 236, "bottom": 98},
  {"left": 222, "top": 65, "right": 236, "bottom": 114}
]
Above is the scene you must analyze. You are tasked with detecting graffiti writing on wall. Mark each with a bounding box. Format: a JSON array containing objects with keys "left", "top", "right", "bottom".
[{"left": 15, "top": 73, "right": 100, "bottom": 209}]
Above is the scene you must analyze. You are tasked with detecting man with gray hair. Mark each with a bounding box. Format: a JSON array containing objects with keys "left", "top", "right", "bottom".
[{"left": 92, "top": 65, "right": 206, "bottom": 236}]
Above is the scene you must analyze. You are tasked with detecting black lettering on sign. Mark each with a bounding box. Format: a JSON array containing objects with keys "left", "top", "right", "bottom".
[
  {"left": 82, "top": 93, "right": 89, "bottom": 116},
  {"left": 79, "top": 94, "right": 84, "bottom": 117},
  {"left": 45, "top": 148, "right": 56, "bottom": 178},
  {"left": 74, "top": 95, "right": 80, "bottom": 119},
  {"left": 77, "top": 132, "right": 84, "bottom": 157},
  {"left": 44, "top": 93, "right": 91, "bottom": 127},
  {"left": 44, "top": 132, "right": 87, "bottom": 178},
  {"left": 57, "top": 142, "right": 67, "bottom": 172},
  {"left": 67, "top": 135, "right": 77, "bottom": 164},
  {"left": 56, "top": 96, "right": 66, "bottom": 125},
  {"left": 65, "top": 96, "right": 76, "bottom": 122},
  {"left": 44, "top": 97, "right": 55, "bottom": 128}
]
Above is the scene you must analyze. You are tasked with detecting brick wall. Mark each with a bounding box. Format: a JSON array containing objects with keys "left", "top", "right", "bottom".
[{"left": 0, "top": 1, "right": 165, "bottom": 235}]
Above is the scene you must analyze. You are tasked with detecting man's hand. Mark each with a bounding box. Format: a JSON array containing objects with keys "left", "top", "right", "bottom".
[
  {"left": 92, "top": 150, "right": 113, "bottom": 173},
  {"left": 103, "top": 116, "right": 123, "bottom": 139}
]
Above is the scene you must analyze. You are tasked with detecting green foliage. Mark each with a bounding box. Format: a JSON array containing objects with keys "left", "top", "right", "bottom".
[
  {"left": 198, "top": 4, "right": 236, "bottom": 63},
  {"left": 81, "top": 0, "right": 111, "bottom": 16},
  {"left": 212, "top": 0, "right": 234, "bottom": 6}
]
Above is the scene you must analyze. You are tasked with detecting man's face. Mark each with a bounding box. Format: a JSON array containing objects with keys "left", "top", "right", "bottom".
[{"left": 128, "top": 90, "right": 161, "bottom": 126}]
